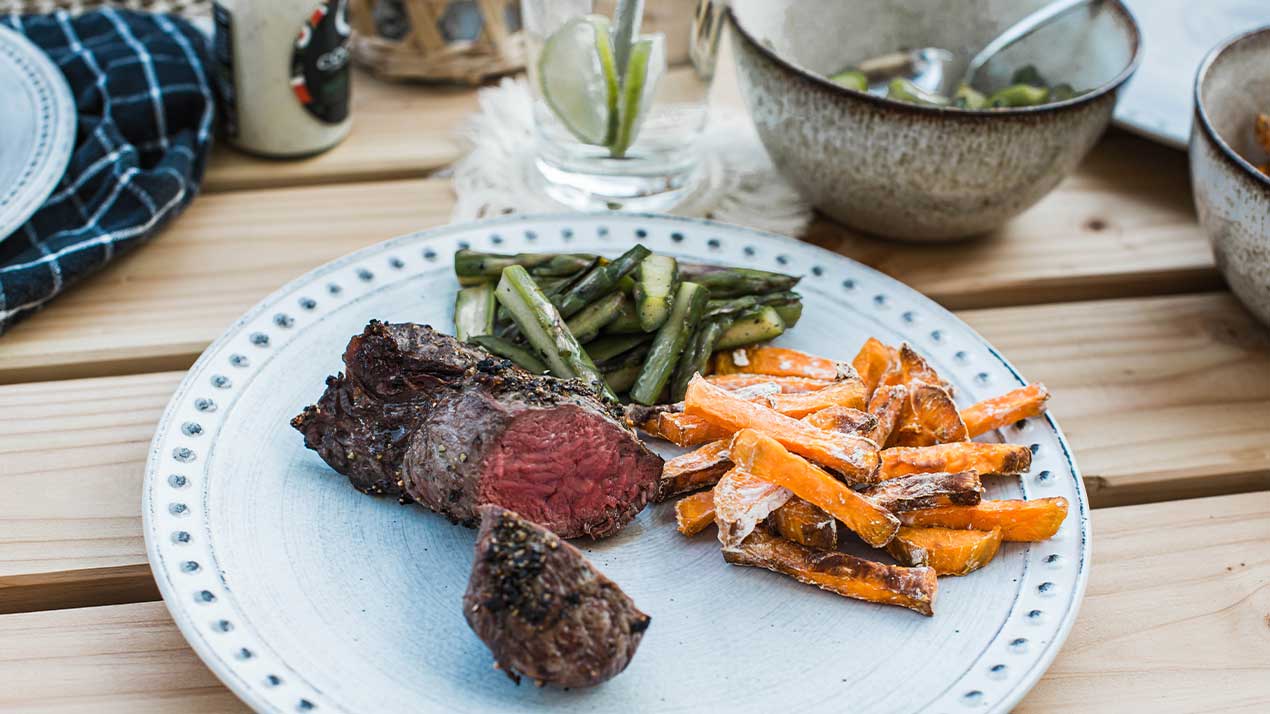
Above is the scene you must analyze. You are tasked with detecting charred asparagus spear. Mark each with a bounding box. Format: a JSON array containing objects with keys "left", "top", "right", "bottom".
[
  {"left": 565, "top": 290, "right": 627, "bottom": 344},
  {"left": 603, "top": 300, "right": 646, "bottom": 334},
  {"left": 600, "top": 343, "right": 652, "bottom": 394},
  {"left": 454, "top": 283, "right": 496, "bottom": 341},
  {"left": 670, "top": 316, "right": 731, "bottom": 401},
  {"left": 454, "top": 250, "right": 597, "bottom": 285},
  {"left": 556, "top": 244, "right": 651, "bottom": 318},
  {"left": 586, "top": 333, "right": 652, "bottom": 363},
  {"left": 629, "top": 281, "right": 707, "bottom": 405},
  {"left": 469, "top": 334, "right": 549, "bottom": 374},
  {"left": 678, "top": 263, "right": 800, "bottom": 297},
  {"left": 495, "top": 266, "right": 616, "bottom": 401}
]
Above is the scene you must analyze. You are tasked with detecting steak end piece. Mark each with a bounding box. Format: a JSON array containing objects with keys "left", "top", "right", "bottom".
[
  {"left": 292, "top": 321, "right": 664, "bottom": 539},
  {"left": 464, "top": 506, "right": 650, "bottom": 688}
]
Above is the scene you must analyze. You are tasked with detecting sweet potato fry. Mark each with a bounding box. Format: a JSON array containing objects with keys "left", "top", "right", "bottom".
[
  {"left": 886, "top": 527, "right": 1003, "bottom": 576},
  {"left": 852, "top": 337, "right": 898, "bottom": 396},
  {"left": 712, "top": 468, "right": 792, "bottom": 547},
  {"left": 880, "top": 343, "right": 952, "bottom": 394},
  {"left": 713, "top": 345, "right": 852, "bottom": 381},
  {"left": 685, "top": 376, "right": 881, "bottom": 482},
  {"left": 768, "top": 497, "right": 838, "bottom": 550},
  {"left": 707, "top": 374, "right": 835, "bottom": 394},
  {"left": 863, "top": 471, "right": 984, "bottom": 512},
  {"left": 675, "top": 491, "right": 717, "bottom": 536},
  {"left": 655, "top": 440, "right": 732, "bottom": 502},
  {"left": 765, "top": 377, "right": 868, "bottom": 418},
  {"left": 889, "top": 381, "right": 969, "bottom": 447},
  {"left": 880, "top": 442, "right": 1032, "bottom": 480},
  {"left": 960, "top": 383, "right": 1051, "bottom": 438},
  {"left": 728, "top": 429, "right": 898, "bottom": 546},
  {"left": 802, "top": 406, "right": 877, "bottom": 436},
  {"left": 642, "top": 411, "right": 731, "bottom": 448},
  {"left": 723, "top": 526, "right": 937, "bottom": 616},
  {"left": 863, "top": 383, "right": 907, "bottom": 446},
  {"left": 898, "top": 497, "right": 1068, "bottom": 541}
]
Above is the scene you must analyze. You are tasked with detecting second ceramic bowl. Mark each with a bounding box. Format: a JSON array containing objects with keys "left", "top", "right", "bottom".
[
  {"left": 729, "top": 0, "right": 1142, "bottom": 241},
  {"left": 1190, "top": 27, "right": 1270, "bottom": 327}
]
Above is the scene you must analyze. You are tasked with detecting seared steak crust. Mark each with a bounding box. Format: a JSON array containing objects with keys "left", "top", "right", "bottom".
[
  {"left": 464, "top": 506, "right": 650, "bottom": 687},
  {"left": 292, "top": 321, "right": 663, "bottom": 538}
]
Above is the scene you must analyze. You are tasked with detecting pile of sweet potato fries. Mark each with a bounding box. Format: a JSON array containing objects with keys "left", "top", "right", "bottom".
[{"left": 632, "top": 339, "right": 1065, "bottom": 616}]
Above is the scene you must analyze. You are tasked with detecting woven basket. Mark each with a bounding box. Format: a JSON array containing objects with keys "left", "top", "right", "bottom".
[
  {"left": 2, "top": 0, "right": 208, "bottom": 14},
  {"left": 349, "top": 0, "right": 521, "bottom": 84},
  {"left": 350, "top": 0, "right": 694, "bottom": 85}
]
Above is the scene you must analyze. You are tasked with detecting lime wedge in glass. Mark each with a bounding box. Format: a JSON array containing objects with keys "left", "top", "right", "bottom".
[
  {"left": 610, "top": 34, "right": 666, "bottom": 158},
  {"left": 538, "top": 15, "right": 619, "bottom": 146}
]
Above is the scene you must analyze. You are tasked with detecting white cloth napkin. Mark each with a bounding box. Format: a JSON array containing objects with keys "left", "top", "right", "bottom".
[{"left": 449, "top": 77, "right": 812, "bottom": 237}]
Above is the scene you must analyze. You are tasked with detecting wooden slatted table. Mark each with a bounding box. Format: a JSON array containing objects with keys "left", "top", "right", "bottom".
[{"left": 2, "top": 64, "right": 1268, "bottom": 713}]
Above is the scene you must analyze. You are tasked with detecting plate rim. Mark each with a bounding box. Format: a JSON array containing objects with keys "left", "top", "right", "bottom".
[
  {"left": 0, "top": 23, "right": 76, "bottom": 243},
  {"left": 143, "top": 213, "right": 1092, "bottom": 714}
]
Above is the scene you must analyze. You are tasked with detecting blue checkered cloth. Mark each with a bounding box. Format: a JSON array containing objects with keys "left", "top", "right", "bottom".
[{"left": 0, "top": 9, "right": 214, "bottom": 334}]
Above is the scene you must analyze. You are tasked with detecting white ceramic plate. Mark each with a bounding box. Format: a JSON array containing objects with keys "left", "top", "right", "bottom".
[
  {"left": 144, "top": 215, "right": 1090, "bottom": 714},
  {"left": 1115, "top": 0, "right": 1268, "bottom": 149},
  {"left": 0, "top": 23, "right": 75, "bottom": 243}
]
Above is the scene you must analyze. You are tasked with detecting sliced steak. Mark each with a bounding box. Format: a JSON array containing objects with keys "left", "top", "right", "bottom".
[
  {"left": 464, "top": 505, "right": 650, "bottom": 687},
  {"left": 292, "top": 321, "right": 663, "bottom": 539}
]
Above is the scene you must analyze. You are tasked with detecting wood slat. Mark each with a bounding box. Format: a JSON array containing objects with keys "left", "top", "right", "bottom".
[
  {"left": 3, "top": 292, "right": 1267, "bottom": 613},
  {"left": 0, "top": 135, "right": 1215, "bottom": 385},
  {"left": 804, "top": 130, "right": 1219, "bottom": 311},
  {"left": 961, "top": 292, "right": 1270, "bottom": 508},
  {"left": 1, "top": 491, "right": 1264, "bottom": 713},
  {"left": 1017, "top": 490, "right": 1270, "bottom": 712},
  {"left": 0, "top": 179, "right": 454, "bottom": 384},
  {"left": 202, "top": 71, "right": 476, "bottom": 192}
]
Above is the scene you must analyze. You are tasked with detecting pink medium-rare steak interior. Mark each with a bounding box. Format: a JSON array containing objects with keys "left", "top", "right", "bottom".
[{"left": 479, "top": 406, "right": 662, "bottom": 539}]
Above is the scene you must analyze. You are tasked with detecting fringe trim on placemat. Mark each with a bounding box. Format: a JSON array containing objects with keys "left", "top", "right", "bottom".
[{"left": 450, "top": 77, "right": 812, "bottom": 237}]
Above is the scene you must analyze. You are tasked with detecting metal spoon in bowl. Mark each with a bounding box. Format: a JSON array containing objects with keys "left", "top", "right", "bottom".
[{"left": 856, "top": 0, "right": 1104, "bottom": 98}]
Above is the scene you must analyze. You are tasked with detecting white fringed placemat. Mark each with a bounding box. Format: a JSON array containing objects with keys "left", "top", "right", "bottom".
[{"left": 449, "top": 77, "right": 812, "bottom": 237}]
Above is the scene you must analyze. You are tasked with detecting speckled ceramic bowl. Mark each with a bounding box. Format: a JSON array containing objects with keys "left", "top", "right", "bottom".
[
  {"left": 729, "top": 0, "right": 1142, "bottom": 241},
  {"left": 1191, "top": 27, "right": 1270, "bottom": 327}
]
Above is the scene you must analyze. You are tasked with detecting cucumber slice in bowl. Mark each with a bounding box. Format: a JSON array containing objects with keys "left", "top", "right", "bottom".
[{"left": 538, "top": 15, "right": 620, "bottom": 146}]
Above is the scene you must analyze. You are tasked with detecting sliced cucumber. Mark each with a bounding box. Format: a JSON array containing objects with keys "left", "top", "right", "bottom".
[
  {"left": 454, "top": 283, "right": 495, "bottom": 341},
  {"left": 633, "top": 254, "right": 677, "bottom": 332},
  {"left": 715, "top": 305, "right": 786, "bottom": 350}
]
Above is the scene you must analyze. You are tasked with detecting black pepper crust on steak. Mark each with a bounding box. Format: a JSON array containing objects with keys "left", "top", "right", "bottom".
[
  {"left": 464, "top": 505, "right": 650, "bottom": 688},
  {"left": 290, "top": 321, "right": 664, "bottom": 539}
]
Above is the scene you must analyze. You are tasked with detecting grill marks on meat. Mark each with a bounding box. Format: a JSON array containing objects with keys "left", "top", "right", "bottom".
[
  {"left": 292, "top": 321, "right": 663, "bottom": 539},
  {"left": 464, "top": 506, "right": 650, "bottom": 688}
]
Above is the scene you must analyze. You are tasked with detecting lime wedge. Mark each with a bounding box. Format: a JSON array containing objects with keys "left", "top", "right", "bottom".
[
  {"left": 609, "top": 34, "right": 665, "bottom": 158},
  {"left": 538, "top": 15, "right": 619, "bottom": 146}
]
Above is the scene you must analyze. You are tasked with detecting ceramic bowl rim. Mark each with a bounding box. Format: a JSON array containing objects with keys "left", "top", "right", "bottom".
[
  {"left": 727, "top": 0, "right": 1143, "bottom": 118},
  {"left": 1193, "top": 25, "right": 1270, "bottom": 190}
]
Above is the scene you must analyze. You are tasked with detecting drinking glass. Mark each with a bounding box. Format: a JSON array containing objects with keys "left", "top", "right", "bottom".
[{"left": 521, "top": 0, "right": 724, "bottom": 211}]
